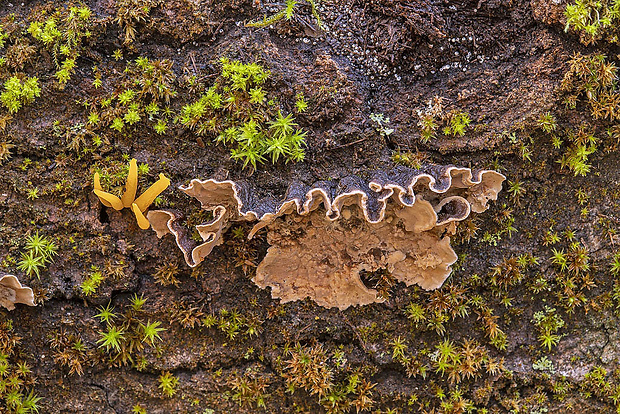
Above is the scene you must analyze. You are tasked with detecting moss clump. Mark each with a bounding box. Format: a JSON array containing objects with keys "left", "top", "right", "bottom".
[
  {"left": 0, "top": 76, "right": 40, "bottom": 114},
  {"left": 180, "top": 58, "right": 307, "bottom": 169},
  {"left": 565, "top": 0, "right": 620, "bottom": 45},
  {"left": 0, "top": 321, "right": 41, "bottom": 413},
  {"left": 538, "top": 53, "right": 620, "bottom": 176},
  {"left": 560, "top": 53, "right": 619, "bottom": 118},
  {"left": 87, "top": 57, "right": 177, "bottom": 138},
  {"left": 15, "top": 231, "right": 57, "bottom": 280},
  {"left": 27, "top": 4, "right": 94, "bottom": 87},
  {"left": 115, "top": 0, "right": 158, "bottom": 45},
  {"left": 415, "top": 97, "right": 472, "bottom": 142},
  {"left": 93, "top": 294, "right": 167, "bottom": 368}
]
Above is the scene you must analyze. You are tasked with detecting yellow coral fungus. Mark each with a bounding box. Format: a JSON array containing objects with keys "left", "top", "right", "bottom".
[{"left": 93, "top": 159, "right": 170, "bottom": 229}]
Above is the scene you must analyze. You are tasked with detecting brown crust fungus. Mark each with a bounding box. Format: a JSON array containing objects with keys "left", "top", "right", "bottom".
[
  {"left": 148, "top": 165, "right": 505, "bottom": 309},
  {"left": 0, "top": 274, "right": 35, "bottom": 311}
]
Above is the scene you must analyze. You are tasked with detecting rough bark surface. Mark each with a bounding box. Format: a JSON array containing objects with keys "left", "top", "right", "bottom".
[{"left": 1, "top": 0, "right": 620, "bottom": 413}]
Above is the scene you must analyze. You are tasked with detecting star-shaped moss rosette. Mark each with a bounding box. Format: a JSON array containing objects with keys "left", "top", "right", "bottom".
[{"left": 93, "top": 159, "right": 170, "bottom": 229}]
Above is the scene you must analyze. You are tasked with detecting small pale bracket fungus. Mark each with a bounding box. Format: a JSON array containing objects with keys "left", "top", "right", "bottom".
[
  {"left": 0, "top": 274, "right": 35, "bottom": 310},
  {"left": 148, "top": 165, "right": 505, "bottom": 309},
  {"left": 93, "top": 158, "right": 170, "bottom": 229}
]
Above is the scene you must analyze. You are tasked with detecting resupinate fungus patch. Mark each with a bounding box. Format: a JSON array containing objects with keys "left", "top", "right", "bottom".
[{"left": 148, "top": 165, "right": 505, "bottom": 309}]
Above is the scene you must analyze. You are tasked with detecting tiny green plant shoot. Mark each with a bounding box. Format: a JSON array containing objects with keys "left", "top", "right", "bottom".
[
  {"left": 17, "top": 231, "right": 58, "bottom": 279},
  {"left": 391, "top": 150, "right": 428, "bottom": 170},
  {"left": 246, "top": 0, "right": 323, "bottom": 30},
  {"left": 81, "top": 265, "right": 104, "bottom": 296},
  {"left": 532, "top": 306, "right": 565, "bottom": 351},
  {"left": 158, "top": 371, "right": 179, "bottom": 398},
  {"left": 443, "top": 111, "right": 471, "bottom": 137},
  {"left": 94, "top": 295, "right": 167, "bottom": 369},
  {"left": 83, "top": 57, "right": 177, "bottom": 139},
  {"left": 0, "top": 321, "right": 42, "bottom": 413},
  {"left": 415, "top": 97, "right": 471, "bottom": 141},
  {"left": 537, "top": 112, "right": 557, "bottom": 134},
  {"left": 556, "top": 53, "right": 620, "bottom": 176}
]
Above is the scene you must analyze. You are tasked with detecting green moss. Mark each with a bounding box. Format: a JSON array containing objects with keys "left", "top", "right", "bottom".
[
  {"left": 180, "top": 58, "right": 307, "bottom": 169},
  {"left": 443, "top": 111, "right": 471, "bottom": 136},
  {"left": 532, "top": 306, "right": 565, "bottom": 351},
  {"left": 0, "top": 76, "right": 40, "bottom": 113},
  {"left": 246, "top": 0, "right": 323, "bottom": 30},
  {"left": 0, "top": 321, "right": 41, "bottom": 413},
  {"left": 27, "top": 4, "right": 94, "bottom": 87},
  {"left": 15, "top": 231, "right": 57, "bottom": 279},
  {"left": 565, "top": 0, "right": 620, "bottom": 45},
  {"left": 80, "top": 265, "right": 104, "bottom": 296},
  {"left": 157, "top": 371, "right": 178, "bottom": 398}
]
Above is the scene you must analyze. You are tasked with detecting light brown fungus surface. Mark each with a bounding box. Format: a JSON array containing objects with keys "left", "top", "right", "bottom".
[
  {"left": 0, "top": 274, "right": 35, "bottom": 311},
  {"left": 148, "top": 165, "right": 505, "bottom": 309}
]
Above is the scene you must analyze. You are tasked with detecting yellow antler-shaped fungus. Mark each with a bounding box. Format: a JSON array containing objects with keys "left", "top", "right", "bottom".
[
  {"left": 121, "top": 158, "right": 138, "bottom": 208},
  {"left": 93, "top": 159, "right": 170, "bottom": 229}
]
